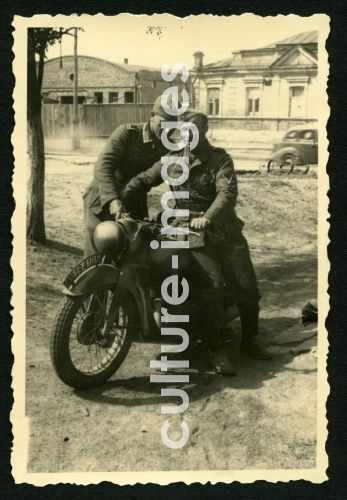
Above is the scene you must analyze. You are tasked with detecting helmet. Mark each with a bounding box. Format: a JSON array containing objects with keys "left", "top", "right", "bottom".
[{"left": 93, "top": 221, "right": 128, "bottom": 256}]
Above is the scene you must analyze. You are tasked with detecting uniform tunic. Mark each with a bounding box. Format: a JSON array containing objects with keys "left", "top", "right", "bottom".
[
  {"left": 83, "top": 122, "right": 167, "bottom": 256},
  {"left": 122, "top": 141, "right": 243, "bottom": 244},
  {"left": 122, "top": 141, "right": 260, "bottom": 343}
]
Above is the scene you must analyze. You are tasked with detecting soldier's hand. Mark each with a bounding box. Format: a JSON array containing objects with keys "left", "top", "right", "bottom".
[
  {"left": 109, "top": 199, "right": 126, "bottom": 220},
  {"left": 190, "top": 217, "right": 210, "bottom": 230}
]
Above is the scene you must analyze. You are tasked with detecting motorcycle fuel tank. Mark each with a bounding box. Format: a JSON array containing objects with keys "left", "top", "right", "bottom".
[{"left": 148, "top": 246, "right": 191, "bottom": 285}]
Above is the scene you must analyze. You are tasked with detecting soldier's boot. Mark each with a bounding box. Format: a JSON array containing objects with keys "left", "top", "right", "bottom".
[
  {"left": 241, "top": 338, "right": 272, "bottom": 360},
  {"left": 208, "top": 346, "right": 238, "bottom": 376},
  {"left": 239, "top": 307, "right": 272, "bottom": 360}
]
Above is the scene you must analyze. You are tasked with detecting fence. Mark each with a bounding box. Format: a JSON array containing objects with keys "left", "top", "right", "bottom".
[
  {"left": 42, "top": 103, "right": 154, "bottom": 138},
  {"left": 207, "top": 116, "right": 318, "bottom": 131},
  {"left": 42, "top": 103, "right": 318, "bottom": 137},
  {"left": 41, "top": 103, "right": 85, "bottom": 137},
  {"left": 83, "top": 103, "right": 153, "bottom": 136}
]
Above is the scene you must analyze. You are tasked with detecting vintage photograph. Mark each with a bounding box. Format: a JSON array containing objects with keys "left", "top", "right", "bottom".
[{"left": 11, "top": 13, "right": 329, "bottom": 484}]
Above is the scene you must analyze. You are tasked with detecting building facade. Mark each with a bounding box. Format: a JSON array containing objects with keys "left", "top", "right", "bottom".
[
  {"left": 191, "top": 31, "right": 319, "bottom": 130},
  {"left": 41, "top": 55, "right": 187, "bottom": 104}
]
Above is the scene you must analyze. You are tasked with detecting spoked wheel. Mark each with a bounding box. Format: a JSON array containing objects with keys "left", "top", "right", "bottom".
[{"left": 50, "top": 287, "right": 135, "bottom": 389}]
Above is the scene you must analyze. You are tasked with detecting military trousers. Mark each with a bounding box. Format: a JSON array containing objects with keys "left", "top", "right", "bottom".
[
  {"left": 83, "top": 201, "right": 112, "bottom": 257},
  {"left": 217, "top": 233, "right": 260, "bottom": 340},
  {"left": 186, "top": 244, "right": 226, "bottom": 349}
]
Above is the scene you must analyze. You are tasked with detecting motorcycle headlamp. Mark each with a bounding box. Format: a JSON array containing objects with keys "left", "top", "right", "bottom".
[{"left": 93, "top": 220, "right": 128, "bottom": 257}]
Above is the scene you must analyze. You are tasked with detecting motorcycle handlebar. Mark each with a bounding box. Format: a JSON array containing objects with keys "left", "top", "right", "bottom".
[{"left": 122, "top": 213, "right": 204, "bottom": 237}]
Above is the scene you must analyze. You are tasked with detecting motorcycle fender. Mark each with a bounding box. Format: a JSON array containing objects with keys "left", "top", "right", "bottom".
[
  {"left": 63, "top": 263, "right": 119, "bottom": 296},
  {"left": 106, "top": 264, "right": 157, "bottom": 341}
]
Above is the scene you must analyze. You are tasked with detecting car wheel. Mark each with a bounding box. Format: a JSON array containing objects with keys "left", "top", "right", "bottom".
[
  {"left": 280, "top": 154, "right": 296, "bottom": 174},
  {"left": 266, "top": 159, "right": 274, "bottom": 173}
]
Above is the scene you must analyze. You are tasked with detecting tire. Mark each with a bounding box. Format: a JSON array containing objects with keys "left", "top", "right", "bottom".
[
  {"left": 266, "top": 159, "right": 274, "bottom": 173},
  {"left": 50, "top": 287, "right": 135, "bottom": 389},
  {"left": 280, "top": 154, "right": 296, "bottom": 174},
  {"left": 302, "top": 164, "right": 310, "bottom": 175}
]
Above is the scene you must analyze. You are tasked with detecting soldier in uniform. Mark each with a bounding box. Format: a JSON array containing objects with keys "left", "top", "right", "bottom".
[
  {"left": 121, "top": 110, "right": 271, "bottom": 374},
  {"left": 83, "top": 96, "right": 176, "bottom": 256},
  {"left": 181, "top": 111, "right": 271, "bottom": 361}
]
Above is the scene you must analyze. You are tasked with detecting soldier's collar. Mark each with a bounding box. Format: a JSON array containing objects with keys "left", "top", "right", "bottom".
[
  {"left": 188, "top": 142, "right": 211, "bottom": 165},
  {"left": 142, "top": 122, "right": 153, "bottom": 143}
]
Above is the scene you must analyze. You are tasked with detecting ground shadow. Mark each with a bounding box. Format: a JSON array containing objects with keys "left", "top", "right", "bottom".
[
  {"left": 256, "top": 252, "right": 317, "bottom": 309},
  {"left": 46, "top": 239, "right": 83, "bottom": 256},
  {"left": 26, "top": 282, "right": 62, "bottom": 299},
  {"left": 75, "top": 251, "right": 317, "bottom": 408},
  {"left": 76, "top": 316, "right": 316, "bottom": 408}
]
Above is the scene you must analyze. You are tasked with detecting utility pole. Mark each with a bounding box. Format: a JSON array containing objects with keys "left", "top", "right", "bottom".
[{"left": 72, "top": 27, "right": 80, "bottom": 149}]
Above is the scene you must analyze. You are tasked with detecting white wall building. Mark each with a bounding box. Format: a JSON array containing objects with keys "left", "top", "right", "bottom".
[{"left": 191, "top": 31, "right": 318, "bottom": 130}]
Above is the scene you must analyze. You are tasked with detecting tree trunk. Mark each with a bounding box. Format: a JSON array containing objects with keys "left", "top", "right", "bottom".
[
  {"left": 27, "top": 32, "right": 46, "bottom": 243},
  {"left": 27, "top": 111, "right": 46, "bottom": 243}
]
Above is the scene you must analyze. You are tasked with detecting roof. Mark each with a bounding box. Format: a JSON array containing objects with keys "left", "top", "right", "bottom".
[
  {"left": 202, "top": 31, "right": 318, "bottom": 70},
  {"left": 42, "top": 55, "right": 188, "bottom": 90},
  {"left": 269, "top": 45, "right": 318, "bottom": 69},
  {"left": 204, "top": 54, "right": 278, "bottom": 70},
  {"left": 262, "top": 30, "right": 318, "bottom": 48},
  {"left": 137, "top": 69, "right": 170, "bottom": 82},
  {"left": 44, "top": 55, "right": 159, "bottom": 73}
]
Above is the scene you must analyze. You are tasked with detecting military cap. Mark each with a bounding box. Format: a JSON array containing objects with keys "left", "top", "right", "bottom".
[
  {"left": 152, "top": 95, "right": 179, "bottom": 120},
  {"left": 182, "top": 109, "right": 208, "bottom": 126}
]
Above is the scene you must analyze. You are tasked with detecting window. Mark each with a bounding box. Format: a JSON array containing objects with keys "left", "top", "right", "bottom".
[
  {"left": 246, "top": 87, "right": 260, "bottom": 116},
  {"left": 109, "top": 92, "right": 119, "bottom": 103},
  {"left": 94, "top": 92, "right": 103, "bottom": 104},
  {"left": 285, "top": 130, "right": 299, "bottom": 140},
  {"left": 289, "top": 86, "right": 305, "bottom": 117},
  {"left": 60, "top": 96, "right": 85, "bottom": 104},
  {"left": 300, "top": 130, "right": 314, "bottom": 141},
  {"left": 124, "top": 91, "right": 134, "bottom": 103},
  {"left": 207, "top": 88, "right": 220, "bottom": 115},
  {"left": 60, "top": 96, "right": 73, "bottom": 104}
]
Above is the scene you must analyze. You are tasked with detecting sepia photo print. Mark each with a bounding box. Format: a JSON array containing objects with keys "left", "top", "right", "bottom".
[{"left": 11, "top": 13, "right": 329, "bottom": 485}]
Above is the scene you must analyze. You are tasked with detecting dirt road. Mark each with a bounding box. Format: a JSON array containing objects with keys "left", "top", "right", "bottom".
[{"left": 26, "top": 156, "right": 318, "bottom": 472}]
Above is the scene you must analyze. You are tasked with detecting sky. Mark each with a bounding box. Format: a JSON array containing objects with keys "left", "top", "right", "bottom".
[{"left": 44, "top": 14, "right": 327, "bottom": 69}]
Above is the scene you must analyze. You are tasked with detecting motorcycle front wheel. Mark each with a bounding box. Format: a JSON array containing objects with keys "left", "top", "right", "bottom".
[{"left": 50, "top": 287, "right": 135, "bottom": 389}]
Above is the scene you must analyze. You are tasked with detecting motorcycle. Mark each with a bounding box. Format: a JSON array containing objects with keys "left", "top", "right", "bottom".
[{"left": 50, "top": 216, "right": 239, "bottom": 389}]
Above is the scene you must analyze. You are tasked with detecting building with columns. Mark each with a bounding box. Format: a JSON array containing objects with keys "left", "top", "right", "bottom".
[{"left": 191, "top": 31, "right": 319, "bottom": 130}]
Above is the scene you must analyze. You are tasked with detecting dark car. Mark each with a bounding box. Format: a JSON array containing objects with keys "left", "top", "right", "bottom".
[{"left": 270, "top": 127, "right": 318, "bottom": 165}]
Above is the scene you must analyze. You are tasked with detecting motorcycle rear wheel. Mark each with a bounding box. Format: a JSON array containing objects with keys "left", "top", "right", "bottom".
[{"left": 50, "top": 287, "right": 135, "bottom": 389}]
